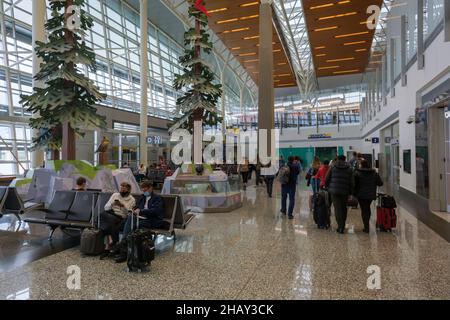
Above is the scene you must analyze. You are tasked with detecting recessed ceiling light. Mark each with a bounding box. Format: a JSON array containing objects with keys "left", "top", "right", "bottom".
[
  {"left": 343, "top": 41, "right": 366, "bottom": 46},
  {"left": 222, "top": 27, "right": 250, "bottom": 34},
  {"left": 244, "top": 35, "right": 259, "bottom": 40},
  {"left": 314, "top": 26, "right": 339, "bottom": 32},
  {"left": 277, "top": 83, "right": 296, "bottom": 87},
  {"left": 318, "top": 12, "right": 357, "bottom": 20},
  {"left": 318, "top": 66, "right": 340, "bottom": 70},
  {"left": 217, "top": 18, "right": 239, "bottom": 24},
  {"left": 310, "top": 3, "right": 334, "bottom": 10},
  {"left": 335, "top": 31, "right": 369, "bottom": 38},
  {"left": 239, "top": 52, "right": 257, "bottom": 57},
  {"left": 326, "top": 57, "right": 355, "bottom": 62},
  {"left": 209, "top": 8, "right": 228, "bottom": 13},
  {"left": 240, "top": 2, "right": 259, "bottom": 7},
  {"left": 333, "top": 69, "right": 359, "bottom": 74}
]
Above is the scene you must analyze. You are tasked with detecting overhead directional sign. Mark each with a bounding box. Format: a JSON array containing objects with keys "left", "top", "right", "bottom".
[{"left": 146, "top": 136, "right": 162, "bottom": 145}]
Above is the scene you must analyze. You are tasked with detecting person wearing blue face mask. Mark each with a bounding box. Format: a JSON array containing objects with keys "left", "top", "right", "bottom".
[{"left": 113, "top": 181, "right": 165, "bottom": 263}]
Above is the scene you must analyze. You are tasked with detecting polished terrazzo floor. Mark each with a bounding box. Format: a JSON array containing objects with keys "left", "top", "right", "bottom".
[{"left": 0, "top": 183, "right": 449, "bottom": 300}]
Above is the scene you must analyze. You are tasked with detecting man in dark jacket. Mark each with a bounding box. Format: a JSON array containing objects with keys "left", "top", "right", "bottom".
[
  {"left": 325, "top": 155, "right": 354, "bottom": 234},
  {"left": 354, "top": 160, "right": 383, "bottom": 233},
  {"left": 114, "top": 181, "right": 165, "bottom": 263},
  {"left": 281, "top": 156, "right": 300, "bottom": 219}
]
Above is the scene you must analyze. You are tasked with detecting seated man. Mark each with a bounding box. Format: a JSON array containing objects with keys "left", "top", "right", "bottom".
[
  {"left": 74, "top": 177, "right": 87, "bottom": 191},
  {"left": 99, "top": 182, "right": 136, "bottom": 259},
  {"left": 114, "top": 181, "right": 165, "bottom": 263}
]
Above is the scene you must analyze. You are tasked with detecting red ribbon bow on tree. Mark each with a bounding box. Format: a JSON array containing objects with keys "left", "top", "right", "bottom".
[{"left": 194, "top": 0, "right": 209, "bottom": 16}]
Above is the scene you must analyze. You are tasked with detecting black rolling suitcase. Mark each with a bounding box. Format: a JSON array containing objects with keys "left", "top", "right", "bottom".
[
  {"left": 80, "top": 193, "right": 104, "bottom": 256},
  {"left": 313, "top": 191, "right": 331, "bottom": 229},
  {"left": 126, "top": 214, "right": 156, "bottom": 272}
]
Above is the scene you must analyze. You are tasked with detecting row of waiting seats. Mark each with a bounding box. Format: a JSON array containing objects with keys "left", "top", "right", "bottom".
[
  {"left": 0, "top": 187, "right": 43, "bottom": 221},
  {"left": 0, "top": 188, "right": 194, "bottom": 241}
]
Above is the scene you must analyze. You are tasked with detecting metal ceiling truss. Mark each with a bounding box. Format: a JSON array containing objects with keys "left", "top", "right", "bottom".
[
  {"left": 160, "top": 0, "right": 259, "bottom": 105},
  {"left": 273, "top": 0, "right": 318, "bottom": 104}
]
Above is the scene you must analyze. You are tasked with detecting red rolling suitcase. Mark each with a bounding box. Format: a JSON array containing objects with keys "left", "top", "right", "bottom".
[{"left": 376, "top": 194, "right": 397, "bottom": 232}]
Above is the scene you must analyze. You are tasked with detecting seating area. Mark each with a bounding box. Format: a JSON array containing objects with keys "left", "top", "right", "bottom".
[
  {"left": 21, "top": 190, "right": 194, "bottom": 241},
  {"left": 0, "top": 187, "right": 43, "bottom": 222}
]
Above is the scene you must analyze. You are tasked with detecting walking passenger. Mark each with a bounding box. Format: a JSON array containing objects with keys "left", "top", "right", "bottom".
[
  {"left": 261, "top": 163, "right": 277, "bottom": 198},
  {"left": 354, "top": 160, "right": 383, "bottom": 233},
  {"left": 325, "top": 155, "right": 354, "bottom": 234},
  {"left": 280, "top": 156, "right": 300, "bottom": 219}
]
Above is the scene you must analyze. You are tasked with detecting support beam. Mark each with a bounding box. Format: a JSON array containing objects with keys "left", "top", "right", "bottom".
[
  {"left": 31, "top": 0, "right": 46, "bottom": 168},
  {"left": 390, "top": 38, "right": 396, "bottom": 98},
  {"left": 258, "top": 0, "right": 274, "bottom": 156},
  {"left": 382, "top": 53, "right": 387, "bottom": 105},
  {"left": 445, "top": 0, "right": 450, "bottom": 42},
  {"left": 401, "top": 15, "right": 407, "bottom": 87},
  {"left": 139, "top": 0, "right": 149, "bottom": 166},
  {"left": 417, "top": 0, "right": 425, "bottom": 69}
]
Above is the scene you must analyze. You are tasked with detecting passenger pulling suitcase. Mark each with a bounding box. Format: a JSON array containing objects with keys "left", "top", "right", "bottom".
[
  {"left": 376, "top": 193, "right": 397, "bottom": 232},
  {"left": 80, "top": 194, "right": 104, "bottom": 256},
  {"left": 126, "top": 213, "right": 156, "bottom": 272},
  {"left": 313, "top": 191, "right": 331, "bottom": 229}
]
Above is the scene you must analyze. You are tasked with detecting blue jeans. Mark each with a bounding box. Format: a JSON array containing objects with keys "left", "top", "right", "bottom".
[{"left": 281, "top": 184, "right": 296, "bottom": 216}]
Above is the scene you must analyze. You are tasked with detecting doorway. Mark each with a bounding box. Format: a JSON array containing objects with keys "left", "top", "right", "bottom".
[
  {"left": 429, "top": 106, "right": 450, "bottom": 212},
  {"left": 315, "top": 147, "right": 337, "bottom": 162},
  {"left": 380, "top": 122, "right": 400, "bottom": 195}
]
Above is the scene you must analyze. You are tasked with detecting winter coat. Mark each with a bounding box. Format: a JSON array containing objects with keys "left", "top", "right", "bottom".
[
  {"left": 353, "top": 168, "right": 383, "bottom": 200},
  {"left": 324, "top": 160, "right": 354, "bottom": 195}
]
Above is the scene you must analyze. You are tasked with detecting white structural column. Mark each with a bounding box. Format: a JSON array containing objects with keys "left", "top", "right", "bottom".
[
  {"left": 221, "top": 71, "right": 226, "bottom": 135},
  {"left": 139, "top": 0, "right": 149, "bottom": 166},
  {"left": 31, "top": 0, "right": 46, "bottom": 168},
  {"left": 258, "top": 0, "right": 274, "bottom": 153}
]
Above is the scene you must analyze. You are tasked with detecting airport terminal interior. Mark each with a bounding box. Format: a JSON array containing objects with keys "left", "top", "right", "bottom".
[{"left": 0, "top": 0, "right": 449, "bottom": 300}]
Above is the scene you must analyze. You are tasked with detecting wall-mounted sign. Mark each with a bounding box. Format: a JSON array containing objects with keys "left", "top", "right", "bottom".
[
  {"left": 445, "top": 106, "right": 450, "bottom": 119},
  {"left": 146, "top": 136, "right": 162, "bottom": 145},
  {"left": 308, "top": 133, "right": 332, "bottom": 140},
  {"left": 372, "top": 138, "right": 380, "bottom": 144}
]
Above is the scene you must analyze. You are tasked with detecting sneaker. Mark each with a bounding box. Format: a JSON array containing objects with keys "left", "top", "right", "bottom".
[
  {"left": 363, "top": 228, "right": 370, "bottom": 233},
  {"left": 280, "top": 210, "right": 286, "bottom": 215},
  {"left": 288, "top": 215, "right": 294, "bottom": 220}
]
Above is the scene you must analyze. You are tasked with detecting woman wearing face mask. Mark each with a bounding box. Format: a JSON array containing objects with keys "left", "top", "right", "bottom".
[{"left": 99, "top": 182, "right": 136, "bottom": 259}]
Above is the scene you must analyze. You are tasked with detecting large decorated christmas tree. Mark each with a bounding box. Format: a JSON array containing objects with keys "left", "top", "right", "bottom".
[
  {"left": 170, "top": 0, "right": 223, "bottom": 133},
  {"left": 21, "top": 0, "right": 106, "bottom": 159}
]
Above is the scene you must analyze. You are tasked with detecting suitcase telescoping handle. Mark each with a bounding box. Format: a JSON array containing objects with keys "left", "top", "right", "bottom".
[
  {"left": 91, "top": 192, "right": 100, "bottom": 229},
  {"left": 130, "top": 209, "right": 139, "bottom": 231},
  {"left": 97, "top": 193, "right": 101, "bottom": 230}
]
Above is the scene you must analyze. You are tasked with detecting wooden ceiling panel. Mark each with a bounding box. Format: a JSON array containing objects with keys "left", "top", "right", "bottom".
[
  {"left": 204, "top": 0, "right": 297, "bottom": 88},
  {"left": 302, "top": 0, "right": 382, "bottom": 77}
]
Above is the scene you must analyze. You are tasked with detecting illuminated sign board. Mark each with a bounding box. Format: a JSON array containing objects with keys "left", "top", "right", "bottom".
[{"left": 308, "top": 134, "right": 332, "bottom": 140}]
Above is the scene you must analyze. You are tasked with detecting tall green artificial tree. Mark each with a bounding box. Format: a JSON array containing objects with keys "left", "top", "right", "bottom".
[
  {"left": 170, "top": 0, "right": 223, "bottom": 134},
  {"left": 21, "top": 0, "right": 106, "bottom": 160}
]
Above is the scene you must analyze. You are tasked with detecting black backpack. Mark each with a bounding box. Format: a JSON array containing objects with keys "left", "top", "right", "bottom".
[{"left": 381, "top": 195, "right": 397, "bottom": 209}]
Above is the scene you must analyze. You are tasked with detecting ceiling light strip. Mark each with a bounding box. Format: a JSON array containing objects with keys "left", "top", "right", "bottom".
[
  {"left": 318, "top": 12, "right": 357, "bottom": 21},
  {"left": 335, "top": 31, "right": 369, "bottom": 38},
  {"left": 326, "top": 57, "right": 355, "bottom": 62},
  {"left": 333, "top": 69, "right": 359, "bottom": 74},
  {"left": 314, "top": 26, "right": 339, "bottom": 32}
]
